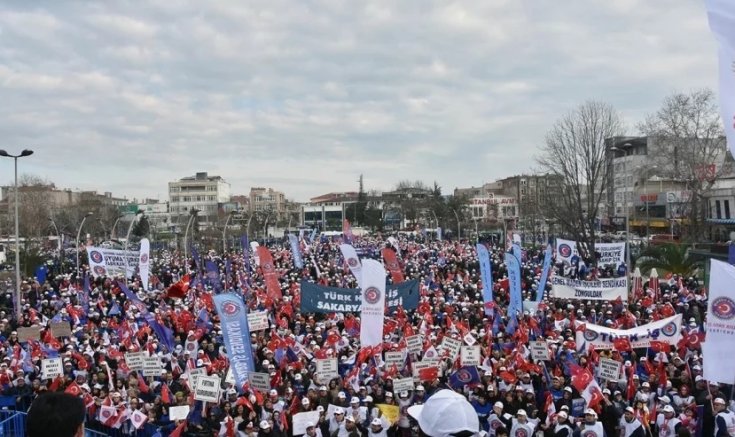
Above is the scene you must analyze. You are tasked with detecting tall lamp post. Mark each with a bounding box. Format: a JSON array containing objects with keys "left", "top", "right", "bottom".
[
  {"left": 0, "top": 149, "right": 33, "bottom": 320},
  {"left": 451, "top": 208, "right": 460, "bottom": 240},
  {"left": 222, "top": 211, "right": 236, "bottom": 254},
  {"left": 76, "top": 212, "right": 93, "bottom": 280},
  {"left": 183, "top": 209, "right": 199, "bottom": 264},
  {"left": 124, "top": 211, "right": 143, "bottom": 252},
  {"left": 263, "top": 211, "right": 273, "bottom": 240},
  {"left": 110, "top": 214, "right": 124, "bottom": 240}
]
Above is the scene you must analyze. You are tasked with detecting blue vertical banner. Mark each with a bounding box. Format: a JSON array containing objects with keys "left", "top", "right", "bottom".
[
  {"left": 536, "top": 244, "right": 553, "bottom": 302},
  {"left": 505, "top": 251, "right": 523, "bottom": 322},
  {"left": 213, "top": 294, "right": 255, "bottom": 392},
  {"left": 289, "top": 234, "right": 304, "bottom": 269},
  {"left": 512, "top": 242, "right": 522, "bottom": 263},
  {"left": 476, "top": 243, "right": 494, "bottom": 316}
]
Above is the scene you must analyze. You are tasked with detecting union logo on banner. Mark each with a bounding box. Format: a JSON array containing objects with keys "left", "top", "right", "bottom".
[
  {"left": 583, "top": 330, "right": 598, "bottom": 341},
  {"left": 94, "top": 266, "right": 107, "bottom": 276},
  {"left": 90, "top": 251, "right": 104, "bottom": 263},
  {"left": 140, "top": 254, "right": 148, "bottom": 263},
  {"left": 364, "top": 287, "right": 381, "bottom": 305},
  {"left": 558, "top": 244, "right": 572, "bottom": 258},
  {"left": 347, "top": 258, "right": 359, "bottom": 268},
  {"left": 661, "top": 322, "right": 678, "bottom": 336},
  {"left": 712, "top": 296, "right": 735, "bottom": 320},
  {"left": 456, "top": 369, "right": 472, "bottom": 383},
  {"left": 221, "top": 301, "right": 240, "bottom": 317}
]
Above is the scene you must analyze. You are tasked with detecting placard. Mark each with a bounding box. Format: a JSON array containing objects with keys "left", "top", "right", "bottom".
[
  {"left": 169, "top": 405, "right": 190, "bottom": 421},
  {"left": 249, "top": 372, "right": 272, "bottom": 392},
  {"left": 50, "top": 321, "right": 72, "bottom": 338},
  {"left": 315, "top": 358, "right": 339, "bottom": 382},
  {"left": 125, "top": 352, "right": 147, "bottom": 372},
  {"left": 384, "top": 351, "right": 404, "bottom": 370},
  {"left": 194, "top": 375, "right": 221, "bottom": 402},
  {"left": 529, "top": 341, "right": 550, "bottom": 361},
  {"left": 18, "top": 326, "right": 41, "bottom": 343},
  {"left": 142, "top": 356, "right": 161, "bottom": 377},
  {"left": 460, "top": 346, "right": 481, "bottom": 366},
  {"left": 392, "top": 377, "right": 415, "bottom": 393},
  {"left": 292, "top": 411, "right": 321, "bottom": 435},
  {"left": 41, "top": 358, "right": 63, "bottom": 380},
  {"left": 247, "top": 311, "right": 269, "bottom": 332},
  {"left": 225, "top": 368, "right": 235, "bottom": 385},
  {"left": 412, "top": 361, "right": 442, "bottom": 380},
  {"left": 440, "top": 337, "right": 462, "bottom": 360},
  {"left": 406, "top": 335, "right": 423, "bottom": 354},
  {"left": 599, "top": 358, "right": 622, "bottom": 381},
  {"left": 571, "top": 398, "right": 586, "bottom": 417}
]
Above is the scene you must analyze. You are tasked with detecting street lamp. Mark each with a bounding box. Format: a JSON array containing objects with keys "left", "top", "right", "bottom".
[
  {"left": 611, "top": 143, "right": 632, "bottom": 272},
  {"left": 0, "top": 149, "right": 33, "bottom": 320},
  {"left": 75, "top": 212, "right": 93, "bottom": 280},
  {"left": 124, "top": 211, "right": 144, "bottom": 252},
  {"left": 222, "top": 211, "right": 236, "bottom": 254},
  {"left": 246, "top": 214, "right": 254, "bottom": 240},
  {"left": 263, "top": 211, "right": 273, "bottom": 240},
  {"left": 451, "top": 208, "right": 461, "bottom": 240},
  {"left": 48, "top": 217, "right": 62, "bottom": 274},
  {"left": 183, "top": 209, "right": 199, "bottom": 264},
  {"left": 110, "top": 214, "right": 124, "bottom": 240}
]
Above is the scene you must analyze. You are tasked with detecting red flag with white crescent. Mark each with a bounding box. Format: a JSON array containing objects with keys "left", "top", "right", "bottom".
[
  {"left": 257, "top": 247, "right": 282, "bottom": 301},
  {"left": 381, "top": 248, "right": 404, "bottom": 283}
]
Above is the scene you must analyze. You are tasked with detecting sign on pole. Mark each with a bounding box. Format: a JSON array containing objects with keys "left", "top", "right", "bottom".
[
  {"left": 406, "top": 335, "right": 423, "bottom": 354},
  {"left": 249, "top": 372, "right": 272, "bottom": 392},
  {"left": 529, "top": 341, "right": 550, "bottom": 361},
  {"left": 50, "top": 321, "right": 72, "bottom": 338},
  {"left": 598, "top": 358, "right": 622, "bottom": 381},
  {"left": 247, "top": 311, "right": 269, "bottom": 332},
  {"left": 315, "top": 358, "right": 339, "bottom": 382},
  {"left": 392, "top": 377, "right": 415, "bottom": 393},
  {"left": 293, "top": 411, "right": 321, "bottom": 435},
  {"left": 460, "top": 346, "right": 481, "bottom": 366},
  {"left": 142, "top": 356, "right": 161, "bottom": 377},
  {"left": 440, "top": 337, "right": 462, "bottom": 360},
  {"left": 41, "top": 358, "right": 63, "bottom": 380},
  {"left": 194, "top": 375, "right": 221, "bottom": 403},
  {"left": 384, "top": 351, "right": 404, "bottom": 370},
  {"left": 125, "top": 352, "right": 147, "bottom": 372}
]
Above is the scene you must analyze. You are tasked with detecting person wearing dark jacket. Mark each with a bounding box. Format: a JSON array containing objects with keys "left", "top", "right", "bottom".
[{"left": 4, "top": 376, "right": 33, "bottom": 411}]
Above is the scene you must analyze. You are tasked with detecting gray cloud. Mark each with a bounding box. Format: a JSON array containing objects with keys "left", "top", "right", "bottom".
[{"left": 0, "top": 0, "right": 718, "bottom": 201}]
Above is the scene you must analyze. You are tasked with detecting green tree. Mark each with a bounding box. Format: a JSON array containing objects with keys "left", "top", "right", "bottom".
[{"left": 636, "top": 243, "right": 703, "bottom": 276}]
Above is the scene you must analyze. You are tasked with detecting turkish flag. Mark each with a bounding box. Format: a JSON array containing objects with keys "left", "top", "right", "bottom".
[
  {"left": 65, "top": 382, "right": 81, "bottom": 397},
  {"left": 649, "top": 341, "right": 669, "bottom": 353},
  {"left": 418, "top": 367, "right": 439, "bottom": 381},
  {"left": 167, "top": 274, "right": 190, "bottom": 299},
  {"left": 613, "top": 338, "right": 632, "bottom": 352},
  {"left": 687, "top": 332, "right": 705, "bottom": 349},
  {"left": 498, "top": 371, "right": 517, "bottom": 384},
  {"left": 130, "top": 410, "right": 147, "bottom": 430},
  {"left": 569, "top": 363, "right": 593, "bottom": 393}
]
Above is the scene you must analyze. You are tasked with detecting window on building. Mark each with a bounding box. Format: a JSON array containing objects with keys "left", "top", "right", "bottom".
[
  {"left": 183, "top": 196, "right": 191, "bottom": 202},
  {"left": 171, "top": 196, "right": 178, "bottom": 202},
  {"left": 716, "top": 200, "right": 722, "bottom": 219},
  {"left": 726, "top": 200, "right": 731, "bottom": 220}
]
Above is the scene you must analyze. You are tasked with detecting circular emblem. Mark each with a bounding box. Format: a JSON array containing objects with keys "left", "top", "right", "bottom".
[
  {"left": 90, "top": 251, "right": 104, "bottom": 263},
  {"left": 456, "top": 369, "right": 472, "bottom": 383},
  {"left": 263, "top": 262, "right": 273, "bottom": 271},
  {"left": 388, "top": 261, "right": 399, "bottom": 270},
  {"left": 101, "top": 410, "right": 111, "bottom": 419},
  {"left": 583, "top": 330, "right": 598, "bottom": 341},
  {"left": 186, "top": 342, "right": 197, "bottom": 351},
  {"left": 490, "top": 419, "right": 502, "bottom": 430},
  {"left": 364, "top": 286, "right": 381, "bottom": 305},
  {"left": 94, "top": 266, "right": 107, "bottom": 276},
  {"left": 712, "top": 296, "right": 735, "bottom": 320},
  {"left": 140, "top": 253, "right": 148, "bottom": 263},
  {"left": 221, "top": 300, "right": 240, "bottom": 317},
  {"left": 515, "top": 429, "right": 528, "bottom": 437},
  {"left": 661, "top": 321, "right": 678, "bottom": 337},
  {"left": 558, "top": 244, "right": 572, "bottom": 258},
  {"left": 347, "top": 258, "right": 359, "bottom": 268}
]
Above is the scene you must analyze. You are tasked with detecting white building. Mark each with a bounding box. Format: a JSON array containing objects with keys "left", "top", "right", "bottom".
[
  {"left": 168, "top": 172, "right": 231, "bottom": 228},
  {"left": 136, "top": 199, "right": 173, "bottom": 234}
]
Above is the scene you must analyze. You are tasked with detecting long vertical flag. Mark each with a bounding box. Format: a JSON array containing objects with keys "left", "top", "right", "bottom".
[
  {"left": 381, "top": 248, "right": 404, "bottom": 283},
  {"left": 241, "top": 235, "right": 251, "bottom": 274},
  {"left": 343, "top": 219, "right": 354, "bottom": 243},
  {"left": 256, "top": 246, "right": 282, "bottom": 301},
  {"left": 536, "top": 244, "right": 552, "bottom": 302},
  {"left": 139, "top": 238, "right": 150, "bottom": 291},
  {"left": 476, "top": 243, "right": 494, "bottom": 316},
  {"left": 359, "top": 260, "right": 387, "bottom": 348},
  {"left": 705, "top": 0, "right": 735, "bottom": 157},
  {"left": 117, "top": 281, "right": 175, "bottom": 352},
  {"left": 506, "top": 251, "right": 523, "bottom": 322},
  {"left": 703, "top": 260, "right": 735, "bottom": 384},
  {"left": 288, "top": 234, "right": 304, "bottom": 269},
  {"left": 213, "top": 294, "right": 255, "bottom": 392},
  {"left": 339, "top": 244, "right": 362, "bottom": 287}
]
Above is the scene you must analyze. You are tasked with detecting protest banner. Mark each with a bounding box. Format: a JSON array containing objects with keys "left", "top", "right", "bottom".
[
  {"left": 599, "top": 358, "right": 622, "bottom": 381},
  {"left": 194, "top": 375, "right": 221, "bottom": 402},
  {"left": 439, "top": 337, "right": 462, "bottom": 360},
  {"left": 293, "top": 411, "right": 321, "bottom": 435},
  {"left": 125, "top": 352, "right": 147, "bottom": 372},
  {"left": 142, "top": 356, "right": 161, "bottom": 377},
  {"left": 360, "top": 260, "right": 386, "bottom": 348},
  {"left": 551, "top": 276, "right": 628, "bottom": 301},
  {"left": 169, "top": 406, "right": 190, "bottom": 421},
  {"left": 247, "top": 311, "right": 269, "bottom": 332},
  {"left": 213, "top": 294, "right": 255, "bottom": 395},
  {"left": 300, "top": 280, "right": 419, "bottom": 314},
  {"left": 86, "top": 246, "right": 139, "bottom": 278},
  {"left": 50, "top": 321, "right": 72, "bottom": 338},
  {"left": 392, "top": 377, "right": 415, "bottom": 393},
  {"left": 556, "top": 239, "right": 625, "bottom": 266},
  {"left": 575, "top": 314, "right": 683, "bottom": 350},
  {"left": 460, "top": 346, "right": 481, "bottom": 366},
  {"left": 406, "top": 335, "right": 423, "bottom": 354},
  {"left": 315, "top": 358, "right": 339, "bottom": 382},
  {"left": 17, "top": 326, "right": 41, "bottom": 343},
  {"left": 529, "top": 341, "right": 550, "bottom": 361},
  {"left": 41, "top": 358, "right": 63, "bottom": 380},
  {"left": 384, "top": 351, "right": 404, "bottom": 370},
  {"left": 376, "top": 404, "right": 400, "bottom": 425},
  {"left": 703, "top": 260, "right": 735, "bottom": 384},
  {"left": 249, "top": 372, "right": 272, "bottom": 392}
]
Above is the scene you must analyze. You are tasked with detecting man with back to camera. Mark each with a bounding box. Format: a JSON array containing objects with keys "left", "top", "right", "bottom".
[
  {"left": 407, "top": 389, "right": 480, "bottom": 437},
  {"left": 27, "top": 392, "right": 85, "bottom": 437}
]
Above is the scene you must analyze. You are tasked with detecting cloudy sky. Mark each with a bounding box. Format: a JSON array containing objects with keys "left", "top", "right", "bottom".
[{"left": 0, "top": 0, "right": 719, "bottom": 202}]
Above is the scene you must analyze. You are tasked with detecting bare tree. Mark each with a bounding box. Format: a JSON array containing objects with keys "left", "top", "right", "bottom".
[
  {"left": 537, "top": 101, "right": 624, "bottom": 259},
  {"left": 638, "top": 89, "right": 726, "bottom": 241}
]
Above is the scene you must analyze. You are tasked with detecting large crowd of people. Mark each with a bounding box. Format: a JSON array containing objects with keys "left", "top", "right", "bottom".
[{"left": 1, "top": 232, "right": 729, "bottom": 437}]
